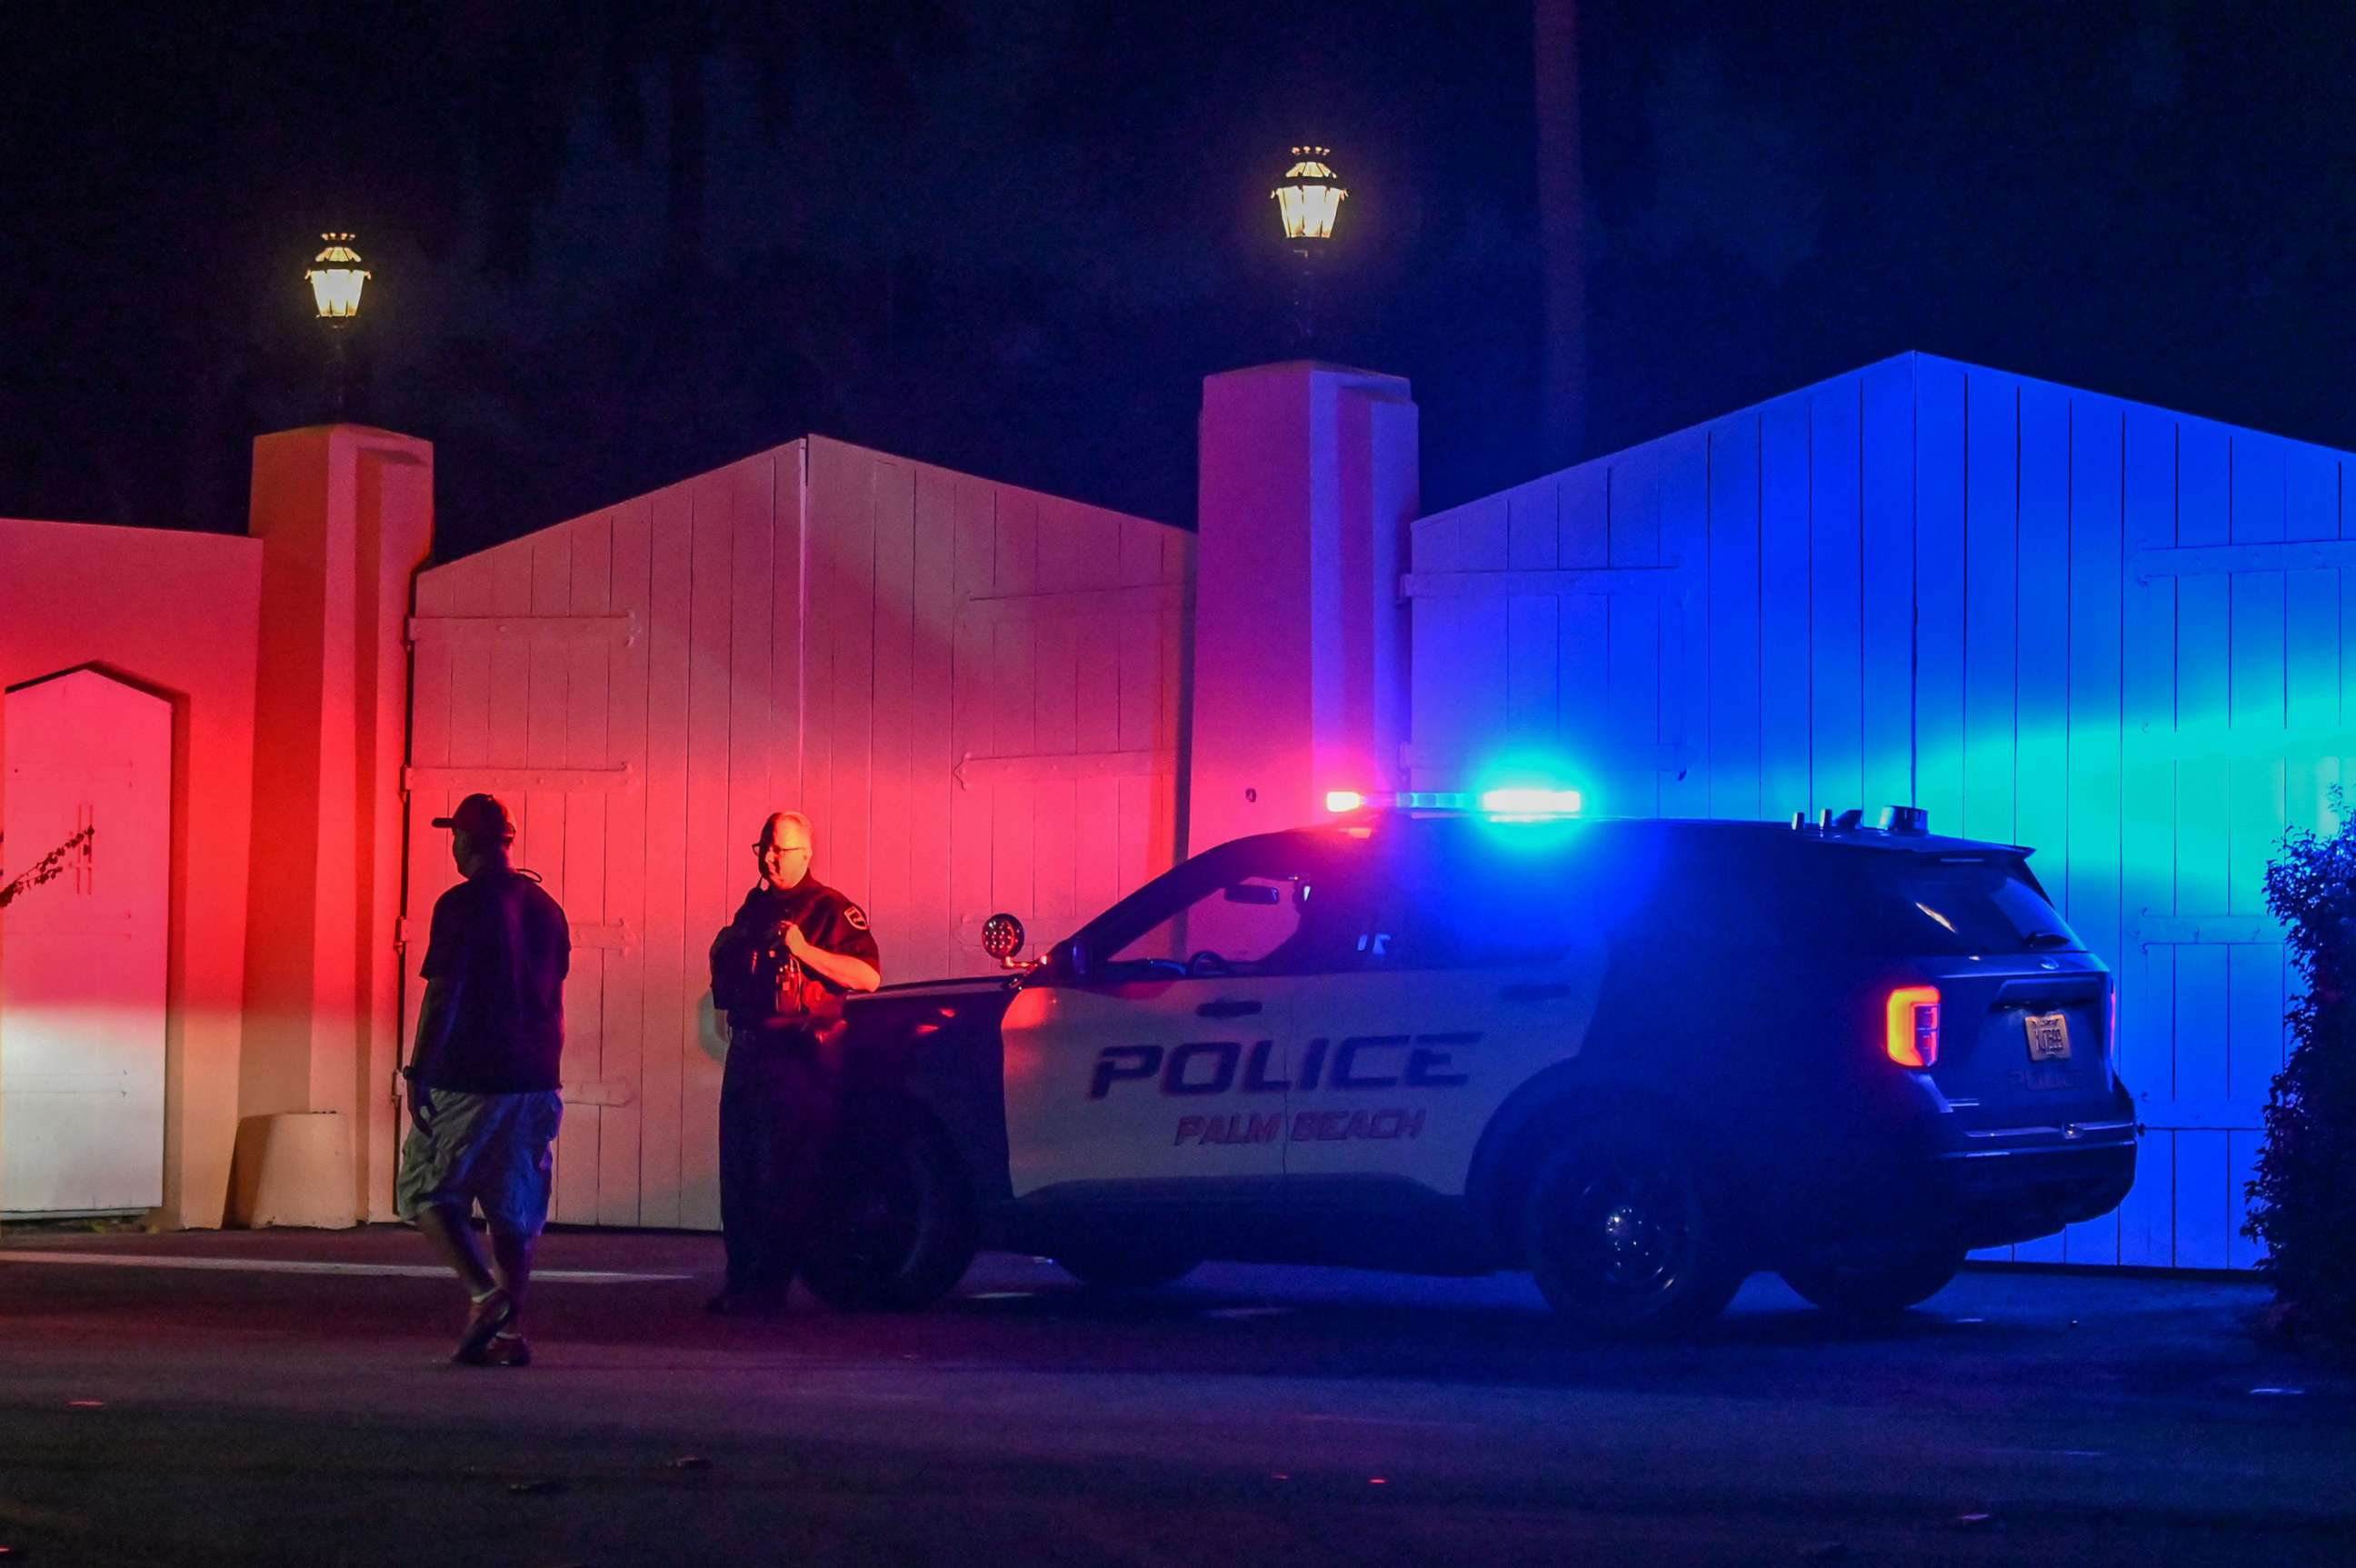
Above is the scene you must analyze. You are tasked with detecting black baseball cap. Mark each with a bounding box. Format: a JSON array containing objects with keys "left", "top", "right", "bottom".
[{"left": 431, "top": 793, "right": 515, "bottom": 841}]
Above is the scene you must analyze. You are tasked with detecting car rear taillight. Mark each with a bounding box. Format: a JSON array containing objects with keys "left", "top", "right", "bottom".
[{"left": 1886, "top": 984, "right": 1940, "bottom": 1069}]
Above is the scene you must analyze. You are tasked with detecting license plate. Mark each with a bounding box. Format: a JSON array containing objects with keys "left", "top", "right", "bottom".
[{"left": 2024, "top": 1013, "right": 2071, "bottom": 1062}]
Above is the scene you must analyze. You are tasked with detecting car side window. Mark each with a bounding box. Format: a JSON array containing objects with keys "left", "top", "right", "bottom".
[
  {"left": 1614, "top": 840, "right": 1783, "bottom": 954},
  {"left": 1371, "top": 838, "right": 1608, "bottom": 971},
  {"left": 1093, "top": 844, "right": 1377, "bottom": 979}
]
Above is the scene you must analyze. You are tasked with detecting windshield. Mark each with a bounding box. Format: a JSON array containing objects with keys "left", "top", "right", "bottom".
[{"left": 1869, "top": 854, "right": 2081, "bottom": 954}]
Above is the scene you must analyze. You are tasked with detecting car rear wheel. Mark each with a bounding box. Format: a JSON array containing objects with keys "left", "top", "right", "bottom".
[
  {"left": 1779, "top": 1241, "right": 1965, "bottom": 1319},
  {"left": 1523, "top": 1124, "right": 1744, "bottom": 1335},
  {"left": 1051, "top": 1245, "right": 1201, "bottom": 1290},
  {"left": 800, "top": 1120, "right": 977, "bottom": 1312}
]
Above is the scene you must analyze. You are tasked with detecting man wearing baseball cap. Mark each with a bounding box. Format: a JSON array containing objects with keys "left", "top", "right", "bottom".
[{"left": 397, "top": 793, "right": 571, "bottom": 1367}]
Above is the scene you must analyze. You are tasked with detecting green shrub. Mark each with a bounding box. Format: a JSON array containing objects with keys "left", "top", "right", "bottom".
[{"left": 2253, "top": 789, "right": 2356, "bottom": 1346}]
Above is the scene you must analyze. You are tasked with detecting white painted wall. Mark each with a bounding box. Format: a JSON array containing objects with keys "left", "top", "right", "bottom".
[{"left": 1, "top": 670, "right": 171, "bottom": 1215}]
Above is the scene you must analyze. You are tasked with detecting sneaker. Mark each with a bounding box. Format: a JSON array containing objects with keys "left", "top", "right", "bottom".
[
  {"left": 471, "top": 1333, "right": 531, "bottom": 1368},
  {"left": 452, "top": 1288, "right": 514, "bottom": 1363}
]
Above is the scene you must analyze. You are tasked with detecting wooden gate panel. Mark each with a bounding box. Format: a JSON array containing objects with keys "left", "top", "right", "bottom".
[
  {"left": 634, "top": 480, "right": 695, "bottom": 1228},
  {"left": 947, "top": 478, "right": 996, "bottom": 980},
  {"left": 598, "top": 500, "right": 653, "bottom": 1226},
  {"left": 521, "top": 533, "right": 576, "bottom": 1221},
  {"left": 404, "top": 440, "right": 1184, "bottom": 1229},
  {"left": 399, "top": 568, "right": 458, "bottom": 1143},
  {"left": 674, "top": 469, "right": 738, "bottom": 1232},
  {"left": 1808, "top": 379, "right": 1865, "bottom": 823},
  {"left": 1860, "top": 365, "right": 1918, "bottom": 814},
  {"left": 1704, "top": 414, "right": 1762, "bottom": 820},
  {"left": 2056, "top": 402, "right": 2127, "bottom": 1263},
  {"left": 2004, "top": 383, "right": 2075, "bottom": 1262},
  {"left": 1408, "top": 353, "right": 2356, "bottom": 1271},
  {"left": 907, "top": 471, "right": 959, "bottom": 981},
  {"left": 563, "top": 517, "right": 613, "bottom": 1225},
  {"left": 869, "top": 458, "right": 918, "bottom": 989},
  {"left": 1758, "top": 396, "right": 1812, "bottom": 824}
]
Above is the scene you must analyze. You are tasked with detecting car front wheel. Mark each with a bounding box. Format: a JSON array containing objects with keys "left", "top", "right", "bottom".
[
  {"left": 801, "top": 1119, "right": 977, "bottom": 1312},
  {"left": 1523, "top": 1124, "right": 1744, "bottom": 1335}
]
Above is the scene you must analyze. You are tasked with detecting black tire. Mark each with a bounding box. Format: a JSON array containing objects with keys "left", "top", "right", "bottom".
[
  {"left": 1780, "top": 1241, "right": 1965, "bottom": 1319},
  {"left": 1051, "top": 1245, "right": 1202, "bottom": 1290},
  {"left": 1523, "top": 1122, "right": 1745, "bottom": 1335},
  {"left": 800, "top": 1119, "right": 977, "bottom": 1312}
]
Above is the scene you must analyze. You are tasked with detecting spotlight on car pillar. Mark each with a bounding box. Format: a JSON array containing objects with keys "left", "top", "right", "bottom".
[{"left": 981, "top": 912, "right": 1027, "bottom": 966}]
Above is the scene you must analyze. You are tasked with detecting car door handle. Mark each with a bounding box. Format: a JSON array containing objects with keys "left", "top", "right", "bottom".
[
  {"left": 1195, "top": 999, "right": 1262, "bottom": 1018},
  {"left": 1500, "top": 983, "right": 1571, "bottom": 1003}
]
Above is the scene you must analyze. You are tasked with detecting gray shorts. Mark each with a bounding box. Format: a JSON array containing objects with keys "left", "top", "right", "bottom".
[{"left": 395, "top": 1087, "right": 564, "bottom": 1236}]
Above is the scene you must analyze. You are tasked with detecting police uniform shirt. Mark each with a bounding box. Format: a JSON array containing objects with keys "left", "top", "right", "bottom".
[{"left": 711, "top": 877, "right": 880, "bottom": 1024}]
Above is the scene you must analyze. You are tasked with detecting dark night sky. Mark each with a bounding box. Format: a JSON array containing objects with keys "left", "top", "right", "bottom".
[{"left": 5, "top": 1, "right": 2353, "bottom": 563}]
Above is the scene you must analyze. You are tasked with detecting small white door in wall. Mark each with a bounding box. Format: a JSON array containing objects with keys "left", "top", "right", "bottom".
[{"left": 0, "top": 670, "right": 171, "bottom": 1216}]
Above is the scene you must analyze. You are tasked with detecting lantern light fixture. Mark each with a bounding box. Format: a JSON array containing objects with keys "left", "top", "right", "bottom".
[
  {"left": 304, "top": 233, "right": 371, "bottom": 324},
  {"left": 1273, "top": 146, "right": 1347, "bottom": 245}
]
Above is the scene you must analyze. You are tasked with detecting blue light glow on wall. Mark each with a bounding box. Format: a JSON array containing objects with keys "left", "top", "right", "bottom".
[{"left": 1406, "top": 351, "right": 2356, "bottom": 1271}]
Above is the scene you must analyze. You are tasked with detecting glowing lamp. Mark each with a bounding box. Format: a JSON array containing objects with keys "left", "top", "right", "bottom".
[
  {"left": 1324, "top": 790, "right": 1366, "bottom": 814},
  {"left": 1273, "top": 146, "right": 1347, "bottom": 244},
  {"left": 304, "top": 233, "right": 371, "bottom": 323}
]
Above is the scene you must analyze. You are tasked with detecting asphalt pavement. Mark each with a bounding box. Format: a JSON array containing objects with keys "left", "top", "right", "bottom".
[{"left": 2, "top": 1225, "right": 2351, "bottom": 1566}]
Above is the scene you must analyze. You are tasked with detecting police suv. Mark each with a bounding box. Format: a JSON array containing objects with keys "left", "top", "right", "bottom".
[{"left": 798, "top": 795, "right": 2139, "bottom": 1333}]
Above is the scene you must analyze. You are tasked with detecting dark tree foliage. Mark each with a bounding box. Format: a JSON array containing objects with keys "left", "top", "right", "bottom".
[
  {"left": 0, "top": 827, "right": 96, "bottom": 912},
  {"left": 2252, "top": 790, "right": 2356, "bottom": 1347}
]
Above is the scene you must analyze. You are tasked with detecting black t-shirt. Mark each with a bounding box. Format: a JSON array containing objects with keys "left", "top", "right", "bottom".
[
  {"left": 709, "top": 877, "right": 881, "bottom": 1027},
  {"left": 419, "top": 868, "right": 570, "bottom": 1093}
]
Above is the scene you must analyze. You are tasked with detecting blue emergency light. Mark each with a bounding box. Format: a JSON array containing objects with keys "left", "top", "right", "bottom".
[{"left": 1479, "top": 786, "right": 1583, "bottom": 818}]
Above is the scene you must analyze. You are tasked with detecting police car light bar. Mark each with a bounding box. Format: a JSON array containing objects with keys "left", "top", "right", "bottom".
[
  {"left": 1323, "top": 787, "right": 1584, "bottom": 819},
  {"left": 1480, "top": 786, "right": 1583, "bottom": 817}
]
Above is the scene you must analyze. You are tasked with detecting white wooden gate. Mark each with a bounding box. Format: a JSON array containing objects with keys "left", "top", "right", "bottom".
[
  {"left": 401, "top": 436, "right": 1191, "bottom": 1229},
  {"left": 1408, "top": 353, "right": 2356, "bottom": 1270},
  {"left": 1, "top": 669, "right": 171, "bottom": 1216}
]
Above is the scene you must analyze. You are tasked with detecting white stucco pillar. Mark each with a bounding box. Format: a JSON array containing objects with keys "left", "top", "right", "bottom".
[
  {"left": 1188, "top": 362, "right": 1419, "bottom": 854},
  {"left": 236, "top": 424, "right": 432, "bottom": 1224}
]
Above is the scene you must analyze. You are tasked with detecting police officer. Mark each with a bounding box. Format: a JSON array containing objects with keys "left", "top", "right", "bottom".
[{"left": 705, "top": 810, "right": 881, "bottom": 1313}]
